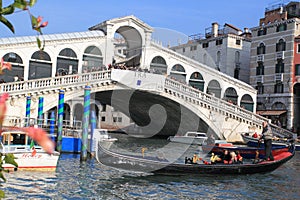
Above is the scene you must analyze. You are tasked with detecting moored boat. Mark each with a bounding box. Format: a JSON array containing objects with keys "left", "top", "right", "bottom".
[
  {"left": 241, "top": 132, "right": 300, "bottom": 151},
  {"left": 1, "top": 130, "right": 60, "bottom": 171},
  {"left": 96, "top": 141, "right": 295, "bottom": 175},
  {"left": 168, "top": 131, "right": 208, "bottom": 145}
]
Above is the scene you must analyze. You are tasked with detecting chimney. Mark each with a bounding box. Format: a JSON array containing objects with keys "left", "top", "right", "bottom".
[
  {"left": 244, "top": 28, "right": 249, "bottom": 33},
  {"left": 212, "top": 22, "right": 219, "bottom": 37}
]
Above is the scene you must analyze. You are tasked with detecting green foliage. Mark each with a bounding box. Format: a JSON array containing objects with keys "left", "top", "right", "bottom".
[{"left": 0, "top": 153, "right": 18, "bottom": 197}]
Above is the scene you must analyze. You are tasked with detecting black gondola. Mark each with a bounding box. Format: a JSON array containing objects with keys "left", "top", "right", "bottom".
[{"left": 96, "top": 141, "right": 295, "bottom": 175}]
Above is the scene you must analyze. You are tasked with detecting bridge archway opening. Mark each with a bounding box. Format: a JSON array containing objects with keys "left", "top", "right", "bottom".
[
  {"left": 56, "top": 48, "right": 79, "bottom": 75},
  {"left": 240, "top": 94, "right": 254, "bottom": 112},
  {"left": 293, "top": 83, "right": 300, "bottom": 133},
  {"left": 189, "top": 72, "right": 204, "bottom": 91},
  {"left": 29, "top": 51, "right": 52, "bottom": 80},
  {"left": 82, "top": 46, "right": 103, "bottom": 73},
  {"left": 224, "top": 87, "right": 238, "bottom": 104},
  {"left": 150, "top": 56, "right": 168, "bottom": 74},
  {"left": 0, "top": 52, "right": 24, "bottom": 82},
  {"left": 114, "top": 26, "right": 142, "bottom": 68},
  {"left": 207, "top": 80, "right": 221, "bottom": 98},
  {"left": 169, "top": 64, "right": 186, "bottom": 83}
]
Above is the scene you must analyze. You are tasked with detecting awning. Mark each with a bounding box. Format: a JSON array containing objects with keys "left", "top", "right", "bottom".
[{"left": 256, "top": 110, "right": 287, "bottom": 116}]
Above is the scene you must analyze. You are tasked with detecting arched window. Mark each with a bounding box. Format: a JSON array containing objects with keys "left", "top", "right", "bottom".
[
  {"left": 0, "top": 52, "right": 24, "bottom": 82},
  {"left": 170, "top": 64, "right": 186, "bottom": 83},
  {"left": 207, "top": 80, "right": 221, "bottom": 98},
  {"left": 82, "top": 46, "right": 103, "bottom": 73},
  {"left": 189, "top": 72, "right": 204, "bottom": 91},
  {"left": 276, "top": 39, "right": 286, "bottom": 52},
  {"left": 224, "top": 87, "right": 238, "bottom": 104},
  {"left": 257, "top": 43, "right": 266, "bottom": 55},
  {"left": 241, "top": 94, "right": 254, "bottom": 111},
  {"left": 29, "top": 51, "right": 52, "bottom": 80},
  {"left": 150, "top": 56, "right": 167, "bottom": 74},
  {"left": 56, "top": 48, "right": 78, "bottom": 75}
]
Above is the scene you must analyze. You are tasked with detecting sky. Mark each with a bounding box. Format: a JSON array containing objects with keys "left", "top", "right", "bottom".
[{"left": 0, "top": 0, "right": 290, "bottom": 44}]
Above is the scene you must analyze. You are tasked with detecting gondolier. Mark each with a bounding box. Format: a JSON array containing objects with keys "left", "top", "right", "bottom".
[{"left": 261, "top": 121, "right": 274, "bottom": 161}]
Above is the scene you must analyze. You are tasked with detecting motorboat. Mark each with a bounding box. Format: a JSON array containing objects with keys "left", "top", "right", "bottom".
[
  {"left": 168, "top": 131, "right": 208, "bottom": 145},
  {"left": 0, "top": 130, "right": 60, "bottom": 171}
]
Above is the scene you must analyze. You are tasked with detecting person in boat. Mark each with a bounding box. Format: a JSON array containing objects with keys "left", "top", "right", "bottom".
[
  {"left": 252, "top": 132, "right": 258, "bottom": 138},
  {"left": 192, "top": 154, "right": 200, "bottom": 164},
  {"left": 260, "top": 121, "right": 274, "bottom": 161},
  {"left": 252, "top": 150, "right": 260, "bottom": 164},
  {"left": 235, "top": 151, "right": 243, "bottom": 164},
  {"left": 210, "top": 153, "right": 222, "bottom": 164},
  {"left": 221, "top": 150, "right": 232, "bottom": 164}
]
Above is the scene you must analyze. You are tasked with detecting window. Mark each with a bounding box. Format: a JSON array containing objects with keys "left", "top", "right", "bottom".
[
  {"left": 274, "top": 81, "right": 284, "bottom": 93},
  {"left": 183, "top": 48, "right": 185, "bottom": 53},
  {"left": 276, "top": 39, "right": 286, "bottom": 52},
  {"left": 101, "top": 116, "right": 105, "bottom": 122},
  {"left": 256, "top": 62, "right": 264, "bottom": 75},
  {"left": 296, "top": 64, "right": 300, "bottom": 75},
  {"left": 256, "top": 83, "right": 264, "bottom": 94},
  {"left": 257, "top": 43, "right": 266, "bottom": 55},
  {"left": 297, "top": 44, "right": 300, "bottom": 53},
  {"left": 202, "top": 43, "right": 209, "bottom": 48},
  {"left": 234, "top": 68, "right": 240, "bottom": 79},
  {"left": 216, "top": 39, "right": 223, "bottom": 45},
  {"left": 190, "top": 46, "right": 197, "bottom": 51},
  {"left": 113, "top": 117, "right": 117, "bottom": 123},
  {"left": 117, "top": 117, "right": 122, "bottom": 122},
  {"left": 276, "top": 60, "right": 284, "bottom": 73},
  {"left": 257, "top": 28, "right": 267, "bottom": 36},
  {"left": 236, "top": 39, "right": 241, "bottom": 45},
  {"left": 276, "top": 24, "right": 287, "bottom": 32}
]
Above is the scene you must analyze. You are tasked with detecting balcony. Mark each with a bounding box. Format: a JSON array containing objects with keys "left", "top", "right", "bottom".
[
  {"left": 256, "top": 75, "right": 264, "bottom": 83},
  {"left": 276, "top": 51, "right": 285, "bottom": 60},
  {"left": 274, "top": 73, "right": 283, "bottom": 81},
  {"left": 256, "top": 55, "right": 264, "bottom": 62}
]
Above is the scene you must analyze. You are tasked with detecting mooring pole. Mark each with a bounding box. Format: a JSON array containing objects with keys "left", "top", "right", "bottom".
[
  {"left": 50, "top": 111, "right": 55, "bottom": 141},
  {"left": 57, "top": 89, "right": 64, "bottom": 152},
  {"left": 25, "top": 95, "right": 31, "bottom": 127},
  {"left": 81, "top": 85, "right": 91, "bottom": 161},
  {"left": 90, "top": 110, "right": 96, "bottom": 155},
  {"left": 38, "top": 97, "right": 44, "bottom": 127}
]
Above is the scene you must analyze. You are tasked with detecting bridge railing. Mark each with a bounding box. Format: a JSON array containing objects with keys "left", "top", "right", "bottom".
[
  {"left": 0, "top": 70, "right": 112, "bottom": 96},
  {"left": 165, "top": 78, "right": 262, "bottom": 126},
  {"left": 164, "top": 77, "right": 295, "bottom": 139}
]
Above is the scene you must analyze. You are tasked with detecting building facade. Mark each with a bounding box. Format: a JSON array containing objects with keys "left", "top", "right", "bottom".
[
  {"left": 170, "top": 23, "right": 252, "bottom": 84},
  {"left": 250, "top": 1, "right": 300, "bottom": 132}
]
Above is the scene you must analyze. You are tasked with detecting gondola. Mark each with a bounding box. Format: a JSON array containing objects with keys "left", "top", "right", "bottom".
[
  {"left": 241, "top": 132, "right": 300, "bottom": 151},
  {"left": 96, "top": 141, "right": 295, "bottom": 175},
  {"left": 201, "top": 142, "right": 290, "bottom": 159}
]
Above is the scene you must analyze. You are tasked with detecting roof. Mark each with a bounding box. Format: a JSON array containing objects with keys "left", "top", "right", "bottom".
[
  {"left": 0, "top": 30, "right": 105, "bottom": 45},
  {"left": 256, "top": 110, "right": 287, "bottom": 116}
]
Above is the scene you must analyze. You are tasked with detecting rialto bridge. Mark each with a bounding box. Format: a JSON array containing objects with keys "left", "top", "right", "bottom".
[{"left": 0, "top": 15, "right": 291, "bottom": 142}]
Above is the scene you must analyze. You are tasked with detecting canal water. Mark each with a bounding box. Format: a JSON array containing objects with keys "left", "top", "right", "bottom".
[{"left": 1, "top": 135, "right": 300, "bottom": 200}]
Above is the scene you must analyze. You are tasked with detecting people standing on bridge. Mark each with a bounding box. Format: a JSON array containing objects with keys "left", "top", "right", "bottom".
[{"left": 260, "top": 121, "right": 274, "bottom": 161}]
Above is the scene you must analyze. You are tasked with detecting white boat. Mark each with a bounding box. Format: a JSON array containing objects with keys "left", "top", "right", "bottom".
[
  {"left": 0, "top": 130, "right": 60, "bottom": 171},
  {"left": 91, "top": 129, "right": 118, "bottom": 151},
  {"left": 168, "top": 131, "right": 208, "bottom": 145}
]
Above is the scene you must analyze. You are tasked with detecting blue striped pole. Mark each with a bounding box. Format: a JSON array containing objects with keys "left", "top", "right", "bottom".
[
  {"left": 81, "top": 85, "right": 91, "bottom": 161},
  {"left": 25, "top": 96, "right": 31, "bottom": 126},
  {"left": 38, "top": 97, "right": 44, "bottom": 127},
  {"left": 50, "top": 111, "right": 55, "bottom": 141},
  {"left": 57, "top": 90, "right": 64, "bottom": 152},
  {"left": 90, "top": 110, "right": 96, "bottom": 153}
]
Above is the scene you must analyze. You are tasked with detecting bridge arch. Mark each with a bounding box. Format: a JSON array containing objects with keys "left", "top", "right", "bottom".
[
  {"left": 207, "top": 80, "right": 221, "bottom": 98},
  {"left": 150, "top": 55, "right": 168, "bottom": 74},
  {"left": 224, "top": 87, "right": 238, "bottom": 104},
  {"left": 56, "top": 48, "right": 79, "bottom": 76},
  {"left": 189, "top": 72, "right": 205, "bottom": 91},
  {"left": 82, "top": 45, "right": 104, "bottom": 73},
  {"left": 240, "top": 94, "right": 254, "bottom": 111},
  {"left": 29, "top": 50, "right": 52, "bottom": 80},
  {"left": 169, "top": 64, "right": 186, "bottom": 83},
  {"left": 0, "top": 52, "right": 24, "bottom": 82}
]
